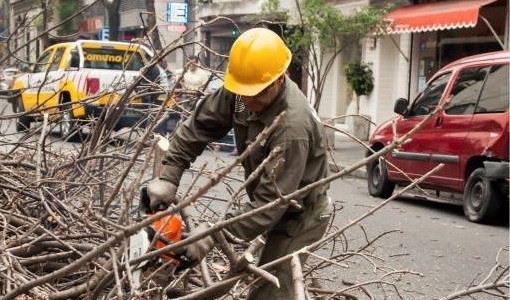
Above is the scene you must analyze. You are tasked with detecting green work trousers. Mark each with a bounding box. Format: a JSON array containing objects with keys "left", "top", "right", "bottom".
[{"left": 247, "top": 196, "right": 332, "bottom": 300}]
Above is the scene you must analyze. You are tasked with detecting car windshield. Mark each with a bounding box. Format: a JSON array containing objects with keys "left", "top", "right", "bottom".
[{"left": 82, "top": 48, "right": 145, "bottom": 71}]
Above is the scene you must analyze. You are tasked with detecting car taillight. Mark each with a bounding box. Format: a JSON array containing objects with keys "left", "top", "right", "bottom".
[{"left": 86, "top": 77, "right": 100, "bottom": 95}]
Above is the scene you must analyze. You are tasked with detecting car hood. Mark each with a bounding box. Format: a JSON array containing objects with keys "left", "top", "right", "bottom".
[{"left": 370, "top": 115, "right": 400, "bottom": 142}]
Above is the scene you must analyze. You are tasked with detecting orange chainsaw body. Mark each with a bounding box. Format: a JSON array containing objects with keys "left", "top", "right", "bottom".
[{"left": 148, "top": 214, "right": 183, "bottom": 263}]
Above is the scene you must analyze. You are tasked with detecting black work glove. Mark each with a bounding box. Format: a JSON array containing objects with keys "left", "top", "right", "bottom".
[
  {"left": 146, "top": 179, "right": 178, "bottom": 212},
  {"left": 185, "top": 223, "right": 215, "bottom": 263}
]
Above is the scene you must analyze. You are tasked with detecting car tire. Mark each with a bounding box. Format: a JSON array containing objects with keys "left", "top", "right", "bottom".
[
  {"left": 14, "top": 98, "right": 31, "bottom": 132},
  {"left": 463, "top": 167, "right": 501, "bottom": 223},
  {"left": 367, "top": 157, "right": 395, "bottom": 198},
  {"left": 59, "top": 96, "right": 82, "bottom": 142}
]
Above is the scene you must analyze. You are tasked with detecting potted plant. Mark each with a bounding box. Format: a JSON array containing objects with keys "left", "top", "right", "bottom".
[
  {"left": 344, "top": 60, "right": 374, "bottom": 112},
  {"left": 344, "top": 60, "right": 374, "bottom": 140}
]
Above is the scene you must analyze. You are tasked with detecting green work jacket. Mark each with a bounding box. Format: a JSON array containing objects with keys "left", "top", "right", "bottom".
[{"left": 161, "top": 76, "right": 330, "bottom": 240}]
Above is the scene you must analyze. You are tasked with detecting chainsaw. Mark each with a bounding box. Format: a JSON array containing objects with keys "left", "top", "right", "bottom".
[{"left": 129, "top": 186, "right": 192, "bottom": 288}]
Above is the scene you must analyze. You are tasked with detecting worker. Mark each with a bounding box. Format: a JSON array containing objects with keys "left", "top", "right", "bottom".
[
  {"left": 147, "top": 27, "right": 332, "bottom": 299},
  {"left": 174, "top": 55, "right": 211, "bottom": 111}
]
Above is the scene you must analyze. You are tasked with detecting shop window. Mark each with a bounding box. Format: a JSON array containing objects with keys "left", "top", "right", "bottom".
[{"left": 439, "top": 37, "right": 502, "bottom": 68}]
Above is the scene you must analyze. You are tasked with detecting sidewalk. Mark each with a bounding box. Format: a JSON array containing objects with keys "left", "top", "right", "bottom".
[{"left": 327, "top": 135, "right": 369, "bottom": 179}]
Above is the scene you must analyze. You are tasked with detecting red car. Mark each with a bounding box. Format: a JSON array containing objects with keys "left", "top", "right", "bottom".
[{"left": 367, "top": 51, "right": 509, "bottom": 223}]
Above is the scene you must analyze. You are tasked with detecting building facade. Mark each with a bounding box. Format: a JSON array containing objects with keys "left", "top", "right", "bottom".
[
  {"left": 3, "top": 0, "right": 509, "bottom": 138},
  {"left": 196, "top": 0, "right": 509, "bottom": 141},
  {"left": 79, "top": 0, "right": 190, "bottom": 69},
  {"left": 367, "top": 0, "right": 509, "bottom": 129},
  {"left": 4, "top": 0, "right": 193, "bottom": 70}
]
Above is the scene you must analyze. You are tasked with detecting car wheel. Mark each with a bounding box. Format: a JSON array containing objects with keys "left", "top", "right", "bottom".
[
  {"left": 367, "top": 157, "right": 395, "bottom": 198},
  {"left": 59, "top": 97, "right": 82, "bottom": 142},
  {"left": 463, "top": 167, "right": 501, "bottom": 223},
  {"left": 14, "top": 98, "right": 31, "bottom": 132}
]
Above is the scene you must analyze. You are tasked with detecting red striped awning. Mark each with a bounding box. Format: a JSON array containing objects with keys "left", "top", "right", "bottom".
[{"left": 385, "top": 0, "right": 499, "bottom": 34}]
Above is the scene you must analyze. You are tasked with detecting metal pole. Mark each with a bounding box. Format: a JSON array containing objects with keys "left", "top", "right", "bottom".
[{"left": 506, "top": 0, "right": 509, "bottom": 49}]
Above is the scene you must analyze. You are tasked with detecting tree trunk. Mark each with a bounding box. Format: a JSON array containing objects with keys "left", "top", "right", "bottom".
[
  {"left": 103, "top": 0, "right": 121, "bottom": 41},
  {"left": 145, "top": 0, "right": 163, "bottom": 51},
  {"left": 40, "top": 0, "right": 49, "bottom": 49},
  {"left": 355, "top": 94, "right": 360, "bottom": 115}
]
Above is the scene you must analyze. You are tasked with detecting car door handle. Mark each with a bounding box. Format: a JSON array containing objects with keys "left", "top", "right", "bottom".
[{"left": 435, "top": 116, "right": 444, "bottom": 127}]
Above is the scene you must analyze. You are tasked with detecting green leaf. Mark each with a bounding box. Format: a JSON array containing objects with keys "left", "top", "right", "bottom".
[{"left": 344, "top": 61, "right": 374, "bottom": 96}]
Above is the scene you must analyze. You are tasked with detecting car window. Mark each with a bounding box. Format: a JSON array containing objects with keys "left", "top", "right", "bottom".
[
  {"left": 444, "top": 66, "right": 489, "bottom": 115},
  {"left": 410, "top": 72, "right": 451, "bottom": 116},
  {"left": 476, "top": 64, "right": 509, "bottom": 113},
  {"left": 34, "top": 50, "right": 53, "bottom": 73},
  {"left": 69, "top": 48, "right": 80, "bottom": 68},
  {"left": 49, "top": 48, "right": 66, "bottom": 71},
  {"left": 82, "top": 48, "right": 145, "bottom": 70}
]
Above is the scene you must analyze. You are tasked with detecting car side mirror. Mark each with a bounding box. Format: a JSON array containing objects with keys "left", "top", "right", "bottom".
[{"left": 393, "top": 98, "right": 409, "bottom": 116}]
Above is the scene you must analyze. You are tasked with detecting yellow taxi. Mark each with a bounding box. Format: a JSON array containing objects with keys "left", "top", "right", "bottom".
[{"left": 11, "top": 40, "right": 171, "bottom": 137}]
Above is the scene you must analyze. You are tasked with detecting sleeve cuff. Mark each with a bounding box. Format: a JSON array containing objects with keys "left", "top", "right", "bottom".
[{"left": 160, "top": 165, "right": 185, "bottom": 185}]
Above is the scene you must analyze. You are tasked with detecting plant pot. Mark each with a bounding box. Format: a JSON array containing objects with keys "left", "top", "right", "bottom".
[
  {"left": 352, "top": 114, "right": 371, "bottom": 141},
  {"left": 321, "top": 118, "right": 336, "bottom": 150}
]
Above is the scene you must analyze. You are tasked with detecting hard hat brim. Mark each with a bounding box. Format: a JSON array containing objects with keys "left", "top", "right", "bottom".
[{"left": 223, "top": 73, "right": 273, "bottom": 97}]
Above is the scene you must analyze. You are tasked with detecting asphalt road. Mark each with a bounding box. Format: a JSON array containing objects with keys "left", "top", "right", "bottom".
[
  {"left": 181, "top": 152, "right": 508, "bottom": 299},
  {"left": 326, "top": 175, "right": 509, "bottom": 299}
]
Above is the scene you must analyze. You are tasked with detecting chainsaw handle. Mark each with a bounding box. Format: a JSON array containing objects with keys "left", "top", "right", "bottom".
[
  {"left": 154, "top": 203, "right": 169, "bottom": 212},
  {"left": 139, "top": 186, "right": 169, "bottom": 214}
]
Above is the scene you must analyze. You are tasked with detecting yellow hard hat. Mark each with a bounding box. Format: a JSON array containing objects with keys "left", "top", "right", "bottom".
[{"left": 224, "top": 28, "right": 292, "bottom": 96}]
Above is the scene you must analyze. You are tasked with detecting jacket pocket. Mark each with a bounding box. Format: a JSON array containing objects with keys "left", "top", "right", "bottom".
[{"left": 273, "top": 195, "right": 332, "bottom": 237}]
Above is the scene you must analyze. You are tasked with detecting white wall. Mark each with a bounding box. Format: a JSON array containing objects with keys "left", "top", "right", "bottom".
[
  {"left": 155, "top": 0, "right": 187, "bottom": 70},
  {"left": 316, "top": 51, "right": 344, "bottom": 120},
  {"left": 316, "top": 0, "right": 369, "bottom": 127},
  {"left": 359, "top": 33, "right": 412, "bottom": 129}
]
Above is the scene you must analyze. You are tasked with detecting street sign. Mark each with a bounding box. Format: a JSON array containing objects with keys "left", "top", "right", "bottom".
[
  {"left": 100, "top": 27, "right": 109, "bottom": 40},
  {"left": 167, "top": 2, "right": 188, "bottom": 24},
  {"left": 167, "top": 24, "right": 186, "bottom": 32}
]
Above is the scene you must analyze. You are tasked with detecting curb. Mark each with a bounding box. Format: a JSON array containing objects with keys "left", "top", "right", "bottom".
[{"left": 328, "top": 162, "right": 367, "bottom": 179}]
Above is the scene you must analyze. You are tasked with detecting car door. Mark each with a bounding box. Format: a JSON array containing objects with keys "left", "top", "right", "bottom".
[
  {"left": 387, "top": 72, "right": 453, "bottom": 183},
  {"left": 23, "top": 49, "right": 54, "bottom": 112},
  {"left": 42, "top": 46, "right": 66, "bottom": 113},
  {"left": 433, "top": 65, "right": 491, "bottom": 191},
  {"left": 461, "top": 63, "right": 509, "bottom": 180},
  {"left": 25, "top": 47, "right": 67, "bottom": 113}
]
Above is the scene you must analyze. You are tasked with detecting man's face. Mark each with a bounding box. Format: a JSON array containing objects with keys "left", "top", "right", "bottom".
[
  {"left": 241, "top": 78, "right": 282, "bottom": 113},
  {"left": 188, "top": 59, "right": 198, "bottom": 71}
]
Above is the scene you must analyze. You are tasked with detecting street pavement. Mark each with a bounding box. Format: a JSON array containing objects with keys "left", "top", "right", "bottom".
[
  {"left": 327, "top": 135, "right": 369, "bottom": 179},
  {"left": 209, "top": 134, "right": 369, "bottom": 179}
]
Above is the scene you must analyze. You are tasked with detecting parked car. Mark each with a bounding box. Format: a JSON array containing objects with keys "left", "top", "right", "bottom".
[
  {"left": 11, "top": 40, "right": 170, "bottom": 139},
  {"left": 0, "top": 67, "right": 20, "bottom": 90},
  {"left": 367, "top": 50, "right": 509, "bottom": 223}
]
